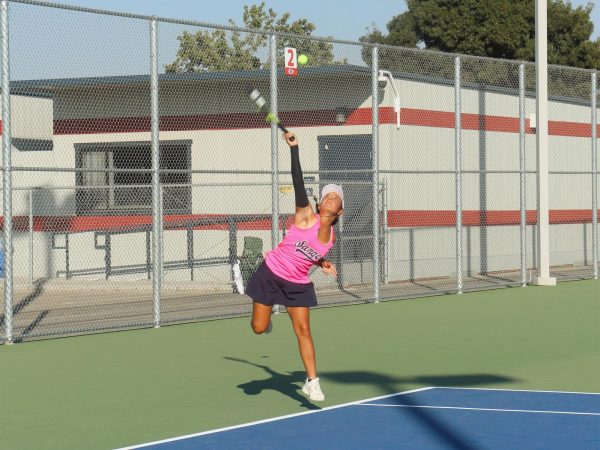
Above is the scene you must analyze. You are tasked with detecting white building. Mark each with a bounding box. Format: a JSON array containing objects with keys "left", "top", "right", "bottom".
[{"left": 3, "top": 65, "right": 597, "bottom": 290}]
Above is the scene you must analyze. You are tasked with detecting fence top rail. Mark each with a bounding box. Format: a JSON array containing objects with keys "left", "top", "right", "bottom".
[
  {"left": 8, "top": 0, "right": 599, "bottom": 75},
  {"left": 11, "top": 179, "right": 385, "bottom": 190},
  {"left": 5, "top": 166, "right": 600, "bottom": 175},
  {"left": 6, "top": 167, "right": 380, "bottom": 175}
]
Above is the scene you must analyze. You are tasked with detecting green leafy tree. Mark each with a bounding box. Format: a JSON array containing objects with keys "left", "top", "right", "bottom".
[
  {"left": 547, "top": 1, "right": 600, "bottom": 68},
  {"left": 361, "top": 0, "right": 599, "bottom": 69},
  {"left": 360, "top": 1, "right": 598, "bottom": 99},
  {"left": 166, "top": 3, "right": 338, "bottom": 73}
]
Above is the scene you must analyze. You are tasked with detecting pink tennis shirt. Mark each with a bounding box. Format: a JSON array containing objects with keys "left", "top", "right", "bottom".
[{"left": 265, "top": 214, "right": 335, "bottom": 284}]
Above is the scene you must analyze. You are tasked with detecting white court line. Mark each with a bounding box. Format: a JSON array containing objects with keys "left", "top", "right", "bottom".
[
  {"left": 357, "top": 404, "right": 600, "bottom": 416},
  {"left": 114, "top": 387, "right": 434, "bottom": 450},
  {"left": 434, "top": 387, "right": 600, "bottom": 395}
]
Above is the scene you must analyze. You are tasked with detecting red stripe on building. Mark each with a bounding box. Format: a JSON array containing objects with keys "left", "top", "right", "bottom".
[
  {"left": 0, "top": 210, "right": 596, "bottom": 233},
  {"left": 548, "top": 120, "right": 595, "bottom": 138},
  {"left": 53, "top": 111, "right": 342, "bottom": 135},
  {"left": 51, "top": 108, "right": 600, "bottom": 137},
  {"left": 399, "top": 108, "right": 454, "bottom": 129},
  {"left": 53, "top": 117, "right": 152, "bottom": 135},
  {"left": 385, "top": 209, "right": 596, "bottom": 227},
  {"left": 0, "top": 214, "right": 295, "bottom": 233}
]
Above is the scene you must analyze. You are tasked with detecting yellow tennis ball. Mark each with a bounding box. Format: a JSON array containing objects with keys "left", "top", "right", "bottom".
[{"left": 298, "top": 54, "right": 308, "bottom": 65}]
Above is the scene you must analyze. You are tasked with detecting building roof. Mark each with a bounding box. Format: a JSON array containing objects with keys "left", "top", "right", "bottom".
[
  {"left": 10, "top": 64, "right": 371, "bottom": 93},
  {"left": 9, "top": 63, "right": 592, "bottom": 106}
]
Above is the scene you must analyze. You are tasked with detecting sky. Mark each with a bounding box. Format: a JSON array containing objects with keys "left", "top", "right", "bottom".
[
  {"left": 48, "top": 0, "right": 600, "bottom": 41},
  {"left": 8, "top": 1, "right": 598, "bottom": 81}
]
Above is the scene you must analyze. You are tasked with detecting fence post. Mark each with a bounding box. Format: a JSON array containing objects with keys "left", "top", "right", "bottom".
[
  {"left": 269, "top": 34, "right": 279, "bottom": 250},
  {"left": 159, "top": 184, "right": 164, "bottom": 286},
  {"left": 519, "top": 64, "right": 527, "bottom": 286},
  {"left": 371, "top": 46, "right": 380, "bottom": 303},
  {"left": 1, "top": 0, "right": 13, "bottom": 344},
  {"left": 150, "top": 17, "right": 161, "bottom": 328},
  {"left": 29, "top": 188, "right": 33, "bottom": 286},
  {"left": 382, "top": 178, "right": 388, "bottom": 285},
  {"left": 269, "top": 34, "right": 282, "bottom": 314},
  {"left": 592, "top": 71, "right": 598, "bottom": 279},
  {"left": 454, "top": 56, "right": 463, "bottom": 294}
]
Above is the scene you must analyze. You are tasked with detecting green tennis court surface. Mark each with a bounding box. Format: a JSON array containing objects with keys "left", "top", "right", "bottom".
[{"left": 1, "top": 280, "right": 598, "bottom": 450}]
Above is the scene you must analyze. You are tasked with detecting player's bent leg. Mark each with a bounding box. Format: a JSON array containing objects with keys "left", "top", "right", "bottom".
[{"left": 251, "top": 302, "right": 273, "bottom": 334}]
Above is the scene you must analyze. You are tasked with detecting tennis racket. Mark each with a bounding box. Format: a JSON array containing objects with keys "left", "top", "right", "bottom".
[{"left": 249, "top": 89, "right": 295, "bottom": 141}]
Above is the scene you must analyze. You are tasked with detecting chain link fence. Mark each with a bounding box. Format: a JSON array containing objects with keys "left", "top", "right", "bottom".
[{"left": 1, "top": 0, "right": 597, "bottom": 342}]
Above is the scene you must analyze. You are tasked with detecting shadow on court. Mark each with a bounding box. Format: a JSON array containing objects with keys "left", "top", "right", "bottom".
[
  {"left": 224, "top": 357, "right": 321, "bottom": 410},
  {"left": 320, "top": 371, "right": 517, "bottom": 450},
  {"left": 321, "top": 371, "right": 515, "bottom": 388},
  {"left": 0, "top": 278, "right": 50, "bottom": 342},
  {"left": 226, "top": 357, "right": 517, "bottom": 450}
]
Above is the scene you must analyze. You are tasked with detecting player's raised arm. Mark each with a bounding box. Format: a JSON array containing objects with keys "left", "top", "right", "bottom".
[{"left": 284, "top": 132, "right": 314, "bottom": 227}]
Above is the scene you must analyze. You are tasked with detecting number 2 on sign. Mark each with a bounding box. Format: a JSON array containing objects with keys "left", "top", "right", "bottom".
[{"left": 284, "top": 47, "right": 298, "bottom": 77}]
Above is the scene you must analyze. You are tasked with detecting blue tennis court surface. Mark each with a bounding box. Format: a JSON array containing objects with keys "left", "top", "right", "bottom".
[{"left": 120, "top": 387, "right": 600, "bottom": 450}]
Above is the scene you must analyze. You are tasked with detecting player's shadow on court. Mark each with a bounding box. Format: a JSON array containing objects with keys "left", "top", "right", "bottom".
[
  {"left": 224, "top": 358, "right": 518, "bottom": 448},
  {"left": 224, "top": 357, "right": 321, "bottom": 410}
]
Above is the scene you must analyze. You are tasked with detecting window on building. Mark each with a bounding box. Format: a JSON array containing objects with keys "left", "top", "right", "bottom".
[{"left": 76, "top": 141, "right": 191, "bottom": 215}]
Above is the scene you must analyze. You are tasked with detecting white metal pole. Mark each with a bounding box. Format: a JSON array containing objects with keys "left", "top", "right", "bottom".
[
  {"left": 534, "top": 0, "right": 556, "bottom": 285},
  {"left": 269, "top": 34, "right": 281, "bottom": 315},
  {"left": 29, "top": 189, "right": 33, "bottom": 286},
  {"left": 269, "top": 34, "right": 279, "bottom": 250},
  {"left": 159, "top": 184, "right": 164, "bottom": 286},
  {"left": 592, "top": 72, "right": 597, "bottom": 279},
  {"left": 519, "top": 64, "right": 527, "bottom": 286},
  {"left": 1, "top": 0, "right": 13, "bottom": 344},
  {"left": 455, "top": 56, "right": 463, "bottom": 294},
  {"left": 382, "top": 178, "right": 388, "bottom": 284},
  {"left": 372, "top": 46, "right": 380, "bottom": 303},
  {"left": 150, "top": 17, "right": 162, "bottom": 326}
]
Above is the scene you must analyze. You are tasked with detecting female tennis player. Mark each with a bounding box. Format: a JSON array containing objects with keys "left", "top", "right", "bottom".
[{"left": 245, "top": 131, "right": 344, "bottom": 402}]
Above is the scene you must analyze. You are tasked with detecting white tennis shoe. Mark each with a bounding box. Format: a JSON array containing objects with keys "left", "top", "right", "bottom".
[{"left": 302, "top": 377, "right": 325, "bottom": 401}]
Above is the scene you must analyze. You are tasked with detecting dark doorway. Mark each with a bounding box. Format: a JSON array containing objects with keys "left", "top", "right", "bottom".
[{"left": 318, "top": 134, "right": 373, "bottom": 280}]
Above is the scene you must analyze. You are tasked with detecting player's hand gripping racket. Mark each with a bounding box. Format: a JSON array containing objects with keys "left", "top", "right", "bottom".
[{"left": 249, "top": 89, "right": 295, "bottom": 142}]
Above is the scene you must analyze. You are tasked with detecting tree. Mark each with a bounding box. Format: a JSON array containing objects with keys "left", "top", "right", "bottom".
[
  {"left": 547, "top": 0, "right": 600, "bottom": 68},
  {"left": 166, "top": 3, "right": 338, "bottom": 73},
  {"left": 361, "top": 0, "right": 600, "bottom": 70}
]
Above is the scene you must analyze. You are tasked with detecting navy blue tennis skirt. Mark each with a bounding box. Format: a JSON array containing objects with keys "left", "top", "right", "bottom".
[{"left": 246, "top": 262, "right": 318, "bottom": 308}]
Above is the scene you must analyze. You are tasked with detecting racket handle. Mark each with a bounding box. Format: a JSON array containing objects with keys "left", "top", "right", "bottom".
[{"left": 277, "top": 123, "right": 295, "bottom": 142}]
